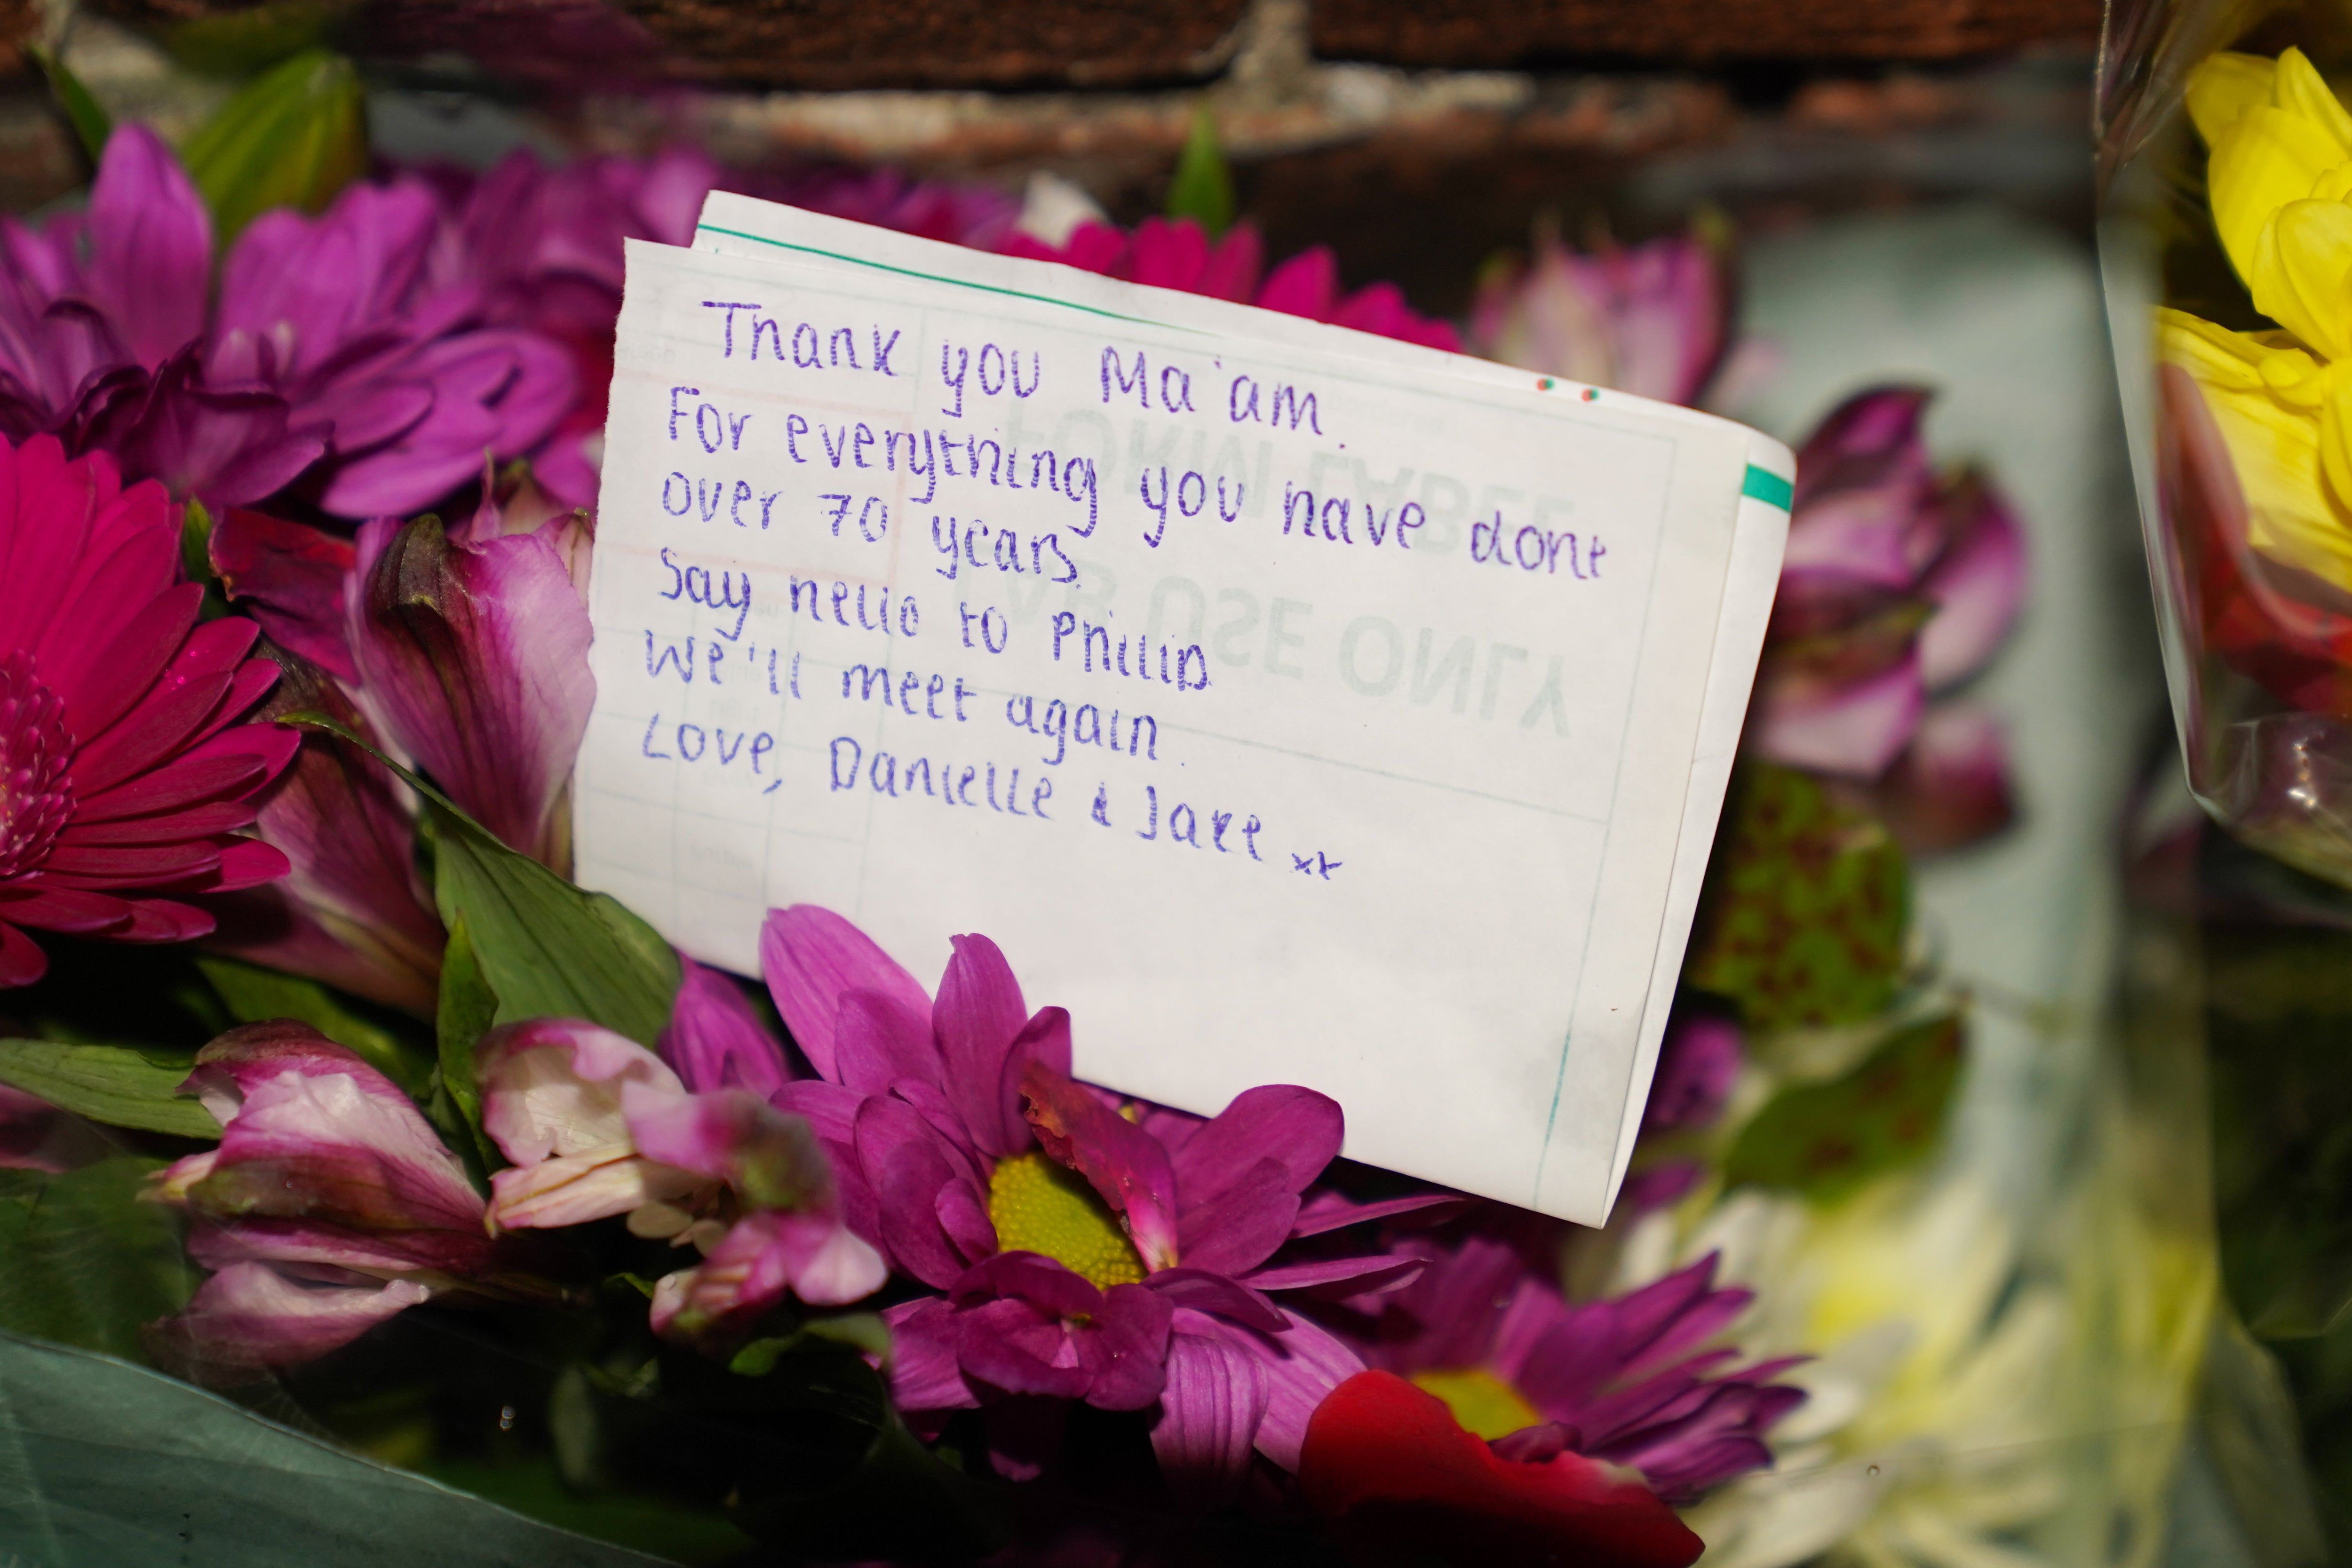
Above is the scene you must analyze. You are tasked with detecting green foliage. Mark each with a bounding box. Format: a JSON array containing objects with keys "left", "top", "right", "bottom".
[
  {"left": 198, "top": 955, "right": 432, "bottom": 1097},
  {"left": 1723, "top": 1013, "right": 1963, "bottom": 1204},
  {"left": 165, "top": 0, "right": 345, "bottom": 77},
  {"left": 30, "top": 45, "right": 112, "bottom": 165},
  {"left": 180, "top": 48, "right": 367, "bottom": 245},
  {"left": 283, "top": 713, "right": 682, "bottom": 1049},
  {"left": 581, "top": 1338, "right": 1015, "bottom": 1560},
  {"left": 0, "top": 1331, "right": 674, "bottom": 1567},
  {"left": 1166, "top": 104, "right": 1236, "bottom": 239},
  {"left": 0, "top": 1158, "right": 196, "bottom": 1361},
  {"left": 426, "top": 808, "right": 680, "bottom": 1048},
  {"left": 433, "top": 914, "right": 501, "bottom": 1168},
  {"left": 0, "top": 1041, "right": 216, "bottom": 1139},
  {"left": 1684, "top": 763, "right": 1910, "bottom": 1032}
]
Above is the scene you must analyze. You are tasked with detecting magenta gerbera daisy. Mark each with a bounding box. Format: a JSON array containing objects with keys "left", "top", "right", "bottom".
[{"left": 0, "top": 433, "right": 297, "bottom": 985}]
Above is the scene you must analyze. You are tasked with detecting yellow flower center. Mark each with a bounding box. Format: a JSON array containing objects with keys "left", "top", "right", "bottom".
[
  {"left": 986, "top": 1151, "right": 1146, "bottom": 1289},
  {"left": 1409, "top": 1367, "right": 1544, "bottom": 1440}
]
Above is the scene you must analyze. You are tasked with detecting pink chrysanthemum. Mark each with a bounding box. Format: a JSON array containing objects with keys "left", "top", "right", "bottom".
[{"left": 0, "top": 434, "right": 297, "bottom": 985}]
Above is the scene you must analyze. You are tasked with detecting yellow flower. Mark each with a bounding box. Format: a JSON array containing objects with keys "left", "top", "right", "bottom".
[
  {"left": 2193, "top": 47, "right": 2352, "bottom": 343},
  {"left": 2158, "top": 304, "right": 2352, "bottom": 585}
]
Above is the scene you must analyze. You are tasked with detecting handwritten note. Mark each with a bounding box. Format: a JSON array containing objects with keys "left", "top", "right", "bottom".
[{"left": 571, "top": 194, "right": 1793, "bottom": 1225}]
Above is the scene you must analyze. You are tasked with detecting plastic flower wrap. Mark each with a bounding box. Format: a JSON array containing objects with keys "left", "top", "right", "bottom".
[{"left": 2108, "top": 33, "right": 2352, "bottom": 883}]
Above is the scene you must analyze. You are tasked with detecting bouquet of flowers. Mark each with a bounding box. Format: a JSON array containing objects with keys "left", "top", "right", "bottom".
[{"left": 0, "top": 40, "right": 2146, "bottom": 1567}]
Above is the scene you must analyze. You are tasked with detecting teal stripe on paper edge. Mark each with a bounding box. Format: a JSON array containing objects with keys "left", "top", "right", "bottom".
[{"left": 1742, "top": 464, "right": 1794, "bottom": 510}]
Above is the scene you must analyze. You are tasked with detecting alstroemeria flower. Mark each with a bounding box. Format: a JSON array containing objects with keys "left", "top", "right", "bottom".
[
  {"left": 1361, "top": 1243, "right": 1803, "bottom": 1505},
  {"left": 477, "top": 1017, "right": 882, "bottom": 1341},
  {"left": 1467, "top": 227, "right": 1731, "bottom": 407},
  {"left": 0, "top": 127, "right": 571, "bottom": 518},
  {"left": 763, "top": 905, "right": 1428, "bottom": 1494},
  {"left": 0, "top": 433, "right": 296, "bottom": 987},
  {"left": 1298, "top": 1370, "right": 1705, "bottom": 1568},
  {"left": 143, "top": 1021, "right": 502, "bottom": 1380},
  {"left": 345, "top": 506, "right": 594, "bottom": 868},
  {"left": 199, "top": 649, "right": 445, "bottom": 1016},
  {"left": 1005, "top": 216, "right": 1461, "bottom": 351},
  {"left": 1748, "top": 388, "right": 2026, "bottom": 841}
]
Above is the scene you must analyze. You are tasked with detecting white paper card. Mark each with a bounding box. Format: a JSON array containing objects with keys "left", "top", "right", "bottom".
[{"left": 572, "top": 194, "right": 1792, "bottom": 1225}]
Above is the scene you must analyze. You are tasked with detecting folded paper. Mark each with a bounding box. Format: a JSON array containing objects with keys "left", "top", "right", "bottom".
[{"left": 572, "top": 195, "right": 1791, "bottom": 1223}]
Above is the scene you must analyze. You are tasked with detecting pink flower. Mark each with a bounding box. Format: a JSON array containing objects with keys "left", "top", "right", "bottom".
[
  {"left": 1005, "top": 217, "right": 1461, "bottom": 352},
  {"left": 197, "top": 649, "right": 444, "bottom": 1016},
  {"left": 1468, "top": 228, "right": 1732, "bottom": 407},
  {"left": 0, "top": 433, "right": 296, "bottom": 987},
  {"left": 143, "top": 1021, "right": 502, "bottom": 1381},
  {"left": 344, "top": 504, "right": 594, "bottom": 868},
  {"left": 1748, "top": 388, "right": 2027, "bottom": 833},
  {"left": 762, "top": 905, "right": 1431, "bottom": 1495},
  {"left": 476, "top": 1017, "right": 883, "bottom": 1344}
]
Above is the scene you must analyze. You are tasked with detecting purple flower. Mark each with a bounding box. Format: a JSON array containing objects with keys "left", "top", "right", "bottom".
[
  {"left": 659, "top": 954, "right": 796, "bottom": 1099},
  {"left": 1468, "top": 227, "right": 1732, "bottom": 407},
  {"left": 1642, "top": 1015, "right": 1742, "bottom": 1134},
  {"left": 477, "top": 1017, "right": 882, "bottom": 1341},
  {"left": 762, "top": 904, "right": 1424, "bottom": 1495},
  {"left": 1749, "top": 388, "right": 2027, "bottom": 805},
  {"left": 0, "top": 126, "right": 572, "bottom": 518},
  {"left": 1363, "top": 1241, "right": 1803, "bottom": 1504},
  {"left": 345, "top": 506, "right": 594, "bottom": 868},
  {"left": 143, "top": 1020, "right": 503, "bottom": 1380}
]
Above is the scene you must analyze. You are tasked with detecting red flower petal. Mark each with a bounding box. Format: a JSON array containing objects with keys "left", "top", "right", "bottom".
[{"left": 1299, "top": 1371, "right": 1703, "bottom": 1568}]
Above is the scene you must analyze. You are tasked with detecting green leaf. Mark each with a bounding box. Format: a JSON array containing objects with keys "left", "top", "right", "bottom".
[
  {"left": 728, "top": 1314, "right": 891, "bottom": 1378},
  {"left": 1684, "top": 763, "right": 1910, "bottom": 1032},
  {"left": 1166, "top": 104, "right": 1235, "bottom": 238},
  {"left": 197, "top": 956, "right": 431, "bottom": 1098},
  {"left": 164, "top": 0, "right": 342, "bottom": 78},
  {"left": 0, "top": 1330, "right": 678, "bottom": 1567},
  {"left": 1722, "top": 1013, "right": 1964, "bottom": 1204},
  {"left": 433, "top": 914, "right": 501, "bottom": 1167},
  {"left": 0, "top": 1042, "right": 216, "bottom": 1140},
  {"left": 428, "top": 811, "right": 680, "bottom": 1047},
  {"left": 0, "top": 1158, "right": 195, "bottom": 1361},
  {"left": 180, "top": 48, "right": 366, "bottom": 246},
  {"left": 179, "top": 496, "right": 217, "bottom": 587},
  {"left": 283, "top": 713, "right": 682, "bottom": 1048},
  {"left": 29, "top": 45, "right": 112, "bottom": 165},
  {"left": 611, "top": 1340, "right": 1013, "bottom": 1560}
]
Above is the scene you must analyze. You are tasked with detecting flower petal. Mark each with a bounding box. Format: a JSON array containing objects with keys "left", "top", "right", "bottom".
[
  {"left": 346, "top": 513, "right": 592, "bottom": 867},
  {"left": 759, "top": 904, "right": 933, "bottom": 1083},
  {"left": 476, "top": 1017, "right": 682, "bottom": 1165},
  {"left": 1173, "top": 1084, "right": 1343, "bottom": 1213},
  {"left": 145, "top": 1261, "right": 429, "bottom": 1385},
  {"left": 1018, "top": 1059, "right": 1180, "bottom": 1272},
  {"left": 1299, "top": 1371, "right": 1704, "bottom": 1568},
  {"left": 82, "top": 127, "right": 211, "bottom": 370},
  {"left": 1152, "top": 1308, "right": 1272, "bottom": 1507},
  {"left": 1917, "top": 471, "right": 2027, "bottom": 690},
  {"left": 658, "top": 955, "right": 793, "bottom": 1097},
  {"left": 933, "top": 931, "right": 1032, "bottom": 1156}
]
